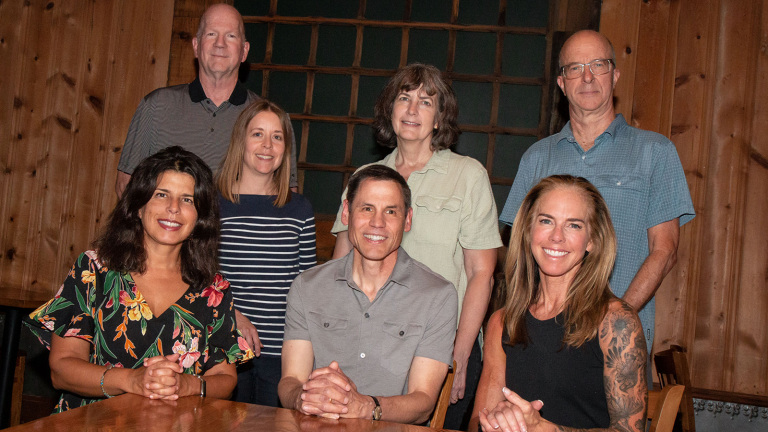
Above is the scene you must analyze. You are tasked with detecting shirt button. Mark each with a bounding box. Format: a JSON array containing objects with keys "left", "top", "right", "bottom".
[
  {"left": 581, "top": 155, "right": 586, "bottom": 160},
  {"left": 616, "top": 181, "right": 622, "bottom": 186},
  {"left": 360, "top": 353, "right": 366, "bottom": 358},
  {"left": 399, "top": 330, "right": 404, "bottom": 336},
  {"left": 212, "top": 113, "right": 216, "bottom": 117},
  {"left": 323, "top": 322, "right": 329, "bottom": 328},
  {"left": 364, "top": 313, "right": 370, "bottom": 318},
  {"left": 210, "top": 127, "right": 214, "bottom": 132}
]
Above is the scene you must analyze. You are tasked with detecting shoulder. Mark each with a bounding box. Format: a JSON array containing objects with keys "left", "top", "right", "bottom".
[
  {"left": 143, "top": 84, "right": 188, "bottom": 103},
  {"left": 402, "top": 254, "right": 456, "bottom": 297},
  {"left": 78, "top": 250, "right": 106, "bottom": 271},
  {"left": 287, "top": 193, "right": 315, "bottom": 215},
  {"left": 599, "top": 299, "right": 644, "bottom": 345},
  {"left": 618, "top": 123, "right": 678, "bottom": 151}
]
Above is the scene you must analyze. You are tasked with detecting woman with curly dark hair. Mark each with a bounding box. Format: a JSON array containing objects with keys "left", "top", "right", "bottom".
[
  {"left": 26, "top": 146, "right": 253, "bottom": 413},
  {"left": 331, "top": 63, "right": 502, "bottom": 430}
]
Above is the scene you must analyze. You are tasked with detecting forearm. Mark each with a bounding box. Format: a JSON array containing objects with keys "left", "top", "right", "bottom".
[
  {"left": 278, "top": 376, "right": 306, "bottom": 410},
  {"left": 379, "top": 391, "right": 436, "bottom": 424},
  {"left": 200, "top": 369, "right": 237, "bottom": 399},
  {"left": 455, "top": 271, "right": 493, "bottom": 359},
  {"left": 52, "top": 358, "right": 136, "bottom": 397},
  {"left": 331, "top": 231, "right": 352, "bottom": 259},
  {"left": 623, "top": 248, "right": 677, "bottom": 311}
]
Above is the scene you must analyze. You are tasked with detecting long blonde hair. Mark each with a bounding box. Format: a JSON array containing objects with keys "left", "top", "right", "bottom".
[
  {"left": 503, "top": 175, "right": 617, "bottom": 347},
  {"left": 217, "top": 99, "right": 293, "bottom": 207}
]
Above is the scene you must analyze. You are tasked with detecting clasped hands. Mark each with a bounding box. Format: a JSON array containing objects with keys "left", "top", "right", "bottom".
[
  {"left": 479, "top": 387, "right": 546, "bottom": 432},
  {"left": 296, "top": 361, "right": 372, "bottom": 420},
  {"left": 133, "top": 353, "right": 193, "bottom": 400}
]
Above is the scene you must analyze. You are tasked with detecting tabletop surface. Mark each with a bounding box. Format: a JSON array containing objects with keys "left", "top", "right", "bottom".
[{"left": 4, "top": 393, "right": 457, "bottom": 432}]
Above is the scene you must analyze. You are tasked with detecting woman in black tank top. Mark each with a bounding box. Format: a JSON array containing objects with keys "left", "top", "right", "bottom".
[{"left": 471, "top": 175, "right": 647, "bottom": 432}]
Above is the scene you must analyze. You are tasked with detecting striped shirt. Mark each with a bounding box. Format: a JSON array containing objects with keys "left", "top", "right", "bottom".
[{"left": 219, "top": 193, "right": 316, "bottom": 357}]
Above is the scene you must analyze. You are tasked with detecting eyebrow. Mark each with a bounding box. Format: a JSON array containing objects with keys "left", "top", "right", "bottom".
[{"left": 537, "top": 212, "right": 586, "bottom": 224}]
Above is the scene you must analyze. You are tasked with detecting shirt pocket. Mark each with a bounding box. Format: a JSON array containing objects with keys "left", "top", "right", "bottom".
[
  {"left": 411, "top": 195, "right": 462, "bottom": 246},
  {"left": 379, "top": 321, "right": 424, "bottom": 377},
  {"left": 308, "top": 311, "right": 350, "bottom": 366},
  {"left": 590, "top": 174, "right": 649, "bottom": 223}
]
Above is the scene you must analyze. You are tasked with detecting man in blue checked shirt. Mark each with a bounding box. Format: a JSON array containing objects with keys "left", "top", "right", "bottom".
[{"left": 499, "top": 30, "right": 695, "bottom": 353}]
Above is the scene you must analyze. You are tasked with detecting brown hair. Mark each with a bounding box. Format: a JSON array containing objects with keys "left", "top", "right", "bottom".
[
  {"left": 503, "top": 175, "right": 617, "bottom": 347},
  {"left": 373, "top": 63, "right": 460, "bottom": 151},
  {"left": 217, "top": 99, "right": 293, "bottom": 207}
]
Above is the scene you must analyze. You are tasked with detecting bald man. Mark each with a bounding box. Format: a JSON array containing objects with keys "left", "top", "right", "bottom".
[
  {"left": 116, "top": 4, "right": 296, "bottom": 197},
  {"left": 499, "top": 30, "right": 694, "bottom": 351}
]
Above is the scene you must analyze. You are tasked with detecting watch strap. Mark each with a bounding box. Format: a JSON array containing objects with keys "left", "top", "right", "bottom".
[{"left": 370, "top": 395, "right": 382, "bottom": 420}]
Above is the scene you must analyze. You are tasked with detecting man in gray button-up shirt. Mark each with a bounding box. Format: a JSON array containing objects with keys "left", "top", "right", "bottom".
[{"left": 279, "top": 165, "right": 457, "bottom": 424}]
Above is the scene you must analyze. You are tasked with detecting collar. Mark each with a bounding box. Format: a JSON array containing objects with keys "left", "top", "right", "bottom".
[
  {"left": 187, "top": 77, "right": 249, "bottom": 105},
  {"left": 334, "top": 247, "right": 412, "bottom": 290},
  {"left": 557, "top": 114, "right": 628, "bottom": 148},
  {"left": 383, "top": 148, "right": 451, "bottom": 175}
]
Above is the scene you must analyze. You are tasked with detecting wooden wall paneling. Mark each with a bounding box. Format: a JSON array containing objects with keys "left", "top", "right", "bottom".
[
  {"left": 729, "top": 0, "right": 767, "bottom": 396},
  {"left": 701, "top": 0, "right": 757, "bottom": 392},
  {"left": 36, "top": 0, "right": 92, "bottom": 305},
  {"left": 739, "top": 0, "right": 768, "bottom": 395},
  {"left": 0, "top": 0, "right": 28, "bottom": 305},
  {"left": 599, "top": 0, "right": 641, "bottom": 121},
  {"left": 0, "top": 0, "right": 53, "bottom": 306}
]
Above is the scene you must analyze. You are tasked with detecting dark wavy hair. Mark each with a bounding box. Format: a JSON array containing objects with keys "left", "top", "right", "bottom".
[
  {"left": 373, "top": 63, "right": 460, "bottom": 151},
  {"left": 95, "top": 146, "right": 220, "bottom": 291},
  {"left": 346, "top": 164, "right": 411, "bottom": 210}
]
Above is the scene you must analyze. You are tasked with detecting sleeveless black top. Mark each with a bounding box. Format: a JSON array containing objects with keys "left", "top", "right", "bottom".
[{"left": 502, "top": 311, "right": 609, "bottom": 428}]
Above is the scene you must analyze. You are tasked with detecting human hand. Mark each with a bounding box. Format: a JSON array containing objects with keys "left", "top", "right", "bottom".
[
  {"left": 235, "top": 309, "right": 262, "bottom": 357},
  {"left": 298, "top": 361, "right": 356, "bottom": 419},
  {"left": 137, "top": 353, "right": 183, "bottom": 400},
  {"left": 478, "top": 387, "right": 544, "bottom": 432},
  {"left": 451, "top": 355, "right": 468, "bottom": 403}
]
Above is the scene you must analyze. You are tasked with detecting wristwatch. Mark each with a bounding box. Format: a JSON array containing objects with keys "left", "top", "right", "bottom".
[
  {"left": 193, "top": 374, "right": 206, "bottom": 397},
  {"left": 371, "top": 395, "right": 382, "bottom": 421}
]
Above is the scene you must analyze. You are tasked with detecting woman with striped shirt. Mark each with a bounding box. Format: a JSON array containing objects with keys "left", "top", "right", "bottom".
[{"left": 216, "top": 99, "right": 316, "bottom": 406}]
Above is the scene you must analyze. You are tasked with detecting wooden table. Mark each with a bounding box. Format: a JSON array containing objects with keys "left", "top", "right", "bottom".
[{"left": 2, "top": 393, "right": 457, "bottom": 431}]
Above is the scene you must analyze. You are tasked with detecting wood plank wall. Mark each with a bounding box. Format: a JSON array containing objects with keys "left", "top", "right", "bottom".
[
  {"left": 601, "top": 0, "right": 768, "bottom": 396},
  {"left": 0, "top": 0, "right": 175, "bottom": 307}
]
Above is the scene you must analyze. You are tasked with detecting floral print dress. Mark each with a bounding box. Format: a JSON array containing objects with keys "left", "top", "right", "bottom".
[{"left": 25, "top": 250, "right": 254, "bottom": 413}]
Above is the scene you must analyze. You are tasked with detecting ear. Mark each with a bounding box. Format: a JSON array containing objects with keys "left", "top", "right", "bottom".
[
  {"left": 612, "top": 67, "right": 620, "bottom": 87},
  {"left": 404, "top": 207, "right": 413, "bottom": 233},
  {"left": 341, "top": 200, "right": 350, "bottom": 227},
  {"left": 192, "top": 37, "right": 200, "bottom": 59},
  {"left": 556, "top": 75, "right": 566, "bottom": 95},
  {"left": 241, "top": 41, "right": 250, "bottom": 63}
]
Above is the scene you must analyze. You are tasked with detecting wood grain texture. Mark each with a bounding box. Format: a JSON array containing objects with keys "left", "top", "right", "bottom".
[
  {"left": 0, "top": 0, "right": 174, "bottom": 306},
  {"left": 602, "top": 0, "right": 768, "bottom": 396}
]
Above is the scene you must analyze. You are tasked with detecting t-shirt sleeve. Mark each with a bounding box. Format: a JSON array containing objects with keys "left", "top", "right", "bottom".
[
  {"left": 458, "top": 164, "right": 502, "bottom": 250},
  {"left": 24, "top": 252, "right": 98, "bottom": 350},
  {"left": 499, "top": 150, "right": 537, "bottom": 226},
  {"left": 647, "top": 141, "right": 696, "bottom": 229},
  {"left": 300, "top": 210, "right": 318, "bottom": 272},
  {"left": 201, "top": 274, "right": 254, "bottom": 369},
  {"left": 117, "top": 96, "right": 155, "bottom": 175},
  {"left": 283, "top": 275, "right": 310, "bottom": 341},
  {"left": 330, "top": 185, "right": 349, "bottom": 235},
  {"left": 414, "top": 282, "right": 458, "bottom": 366}
]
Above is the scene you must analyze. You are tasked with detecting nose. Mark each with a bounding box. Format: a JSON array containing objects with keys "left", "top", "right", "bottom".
[
  {"left": 214, "top": 34, "right": 226, "bottom": 47},
  {"left": 264, "top": 137, "right": 273, "bottom": 149},
  {"left": 549, "top": 224, "right": 564, "bottom": 242},
  {"left": 582, "top": 67, "right": 594, "bottom": 83},
  {"left": 167, "top": 197, "right": 181, "bottom": 214},
  {"left": 369, "top": 210, "right": 385, "bottom": 227},
  {"left": 406, "top": 98, "right": 418, "bottom": 115}
]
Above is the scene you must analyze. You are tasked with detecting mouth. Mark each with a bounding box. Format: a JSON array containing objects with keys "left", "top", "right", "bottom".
[
  {"left": 256, "top": 154, "right": 274, "bottom": 160},
  {"left": 401, "top": 120, "right": 421, "bottom": 127},
  {"left": 543, "top": 248, "right": 568, "bottom": 257},
  {"left": 159, "top": 220, "right": 182, "bottom": 229},
  {"left": 364, "top": 234, "right": 386, "bottom": 242}
]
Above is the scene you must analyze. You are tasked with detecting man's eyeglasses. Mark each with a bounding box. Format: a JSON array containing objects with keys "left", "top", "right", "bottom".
[{"left": 560, "top": 59, "right": 614, "bottom": 79}]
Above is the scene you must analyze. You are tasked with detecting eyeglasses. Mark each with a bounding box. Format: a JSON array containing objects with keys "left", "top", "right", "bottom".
[{"left": 560, "top": 59, "right": 614, "bottom": 79}]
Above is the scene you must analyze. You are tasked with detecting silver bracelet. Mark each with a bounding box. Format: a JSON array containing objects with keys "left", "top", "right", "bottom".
[
  {"left": 100, "top": 364, "right": 114, "bottom": 398},
  {"left": 192, "top": 373, "right": 206, "bottom": 397}
]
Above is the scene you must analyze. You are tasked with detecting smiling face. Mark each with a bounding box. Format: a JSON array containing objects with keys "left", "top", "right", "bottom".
[
  {"left": 342, "top": 179, "right": 412, "bottom": 265},
  {"left": 192, "top": 4, "right": 249, "bottom": 80},
  {"left": 390, "top": 85, "right": 439, "bottom": 149},
  {"left": 138, "top": 171, "right": 198, "bottom": 251},
  {"left": 556, "top": 31, "right": 619, "bottom": 116},
  {"left": 242, "top": 110, "right": 285, "bottom": 183},
  {"left": 530, "top": 186, "right": 594, "bottom": 286}
]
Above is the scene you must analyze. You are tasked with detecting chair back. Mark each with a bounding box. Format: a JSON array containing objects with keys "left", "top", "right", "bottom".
[
  {"left": 648, "top": 385, "right": 686, "bottom": 432},
  {"left": 654, "top": 345, "right": 696, "bottom": 432},
  {"left": 429, "top": 360, "right": 456, "bottom": 429}
]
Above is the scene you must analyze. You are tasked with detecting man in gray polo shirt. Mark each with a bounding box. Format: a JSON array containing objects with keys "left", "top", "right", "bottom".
[
  {"left": 279, "top": 165, "right": 457, "bottom": 424},
  {"left": 115, "top": 4, "right": 296, "bottom": 197}
]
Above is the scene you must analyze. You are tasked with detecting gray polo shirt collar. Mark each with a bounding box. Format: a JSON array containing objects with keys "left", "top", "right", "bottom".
[
  {"left": 187, "top": 77, "right": 250, "bottom": 106},
  {"left": 335, "top": 247, "right": 413, "bottom": 292}
]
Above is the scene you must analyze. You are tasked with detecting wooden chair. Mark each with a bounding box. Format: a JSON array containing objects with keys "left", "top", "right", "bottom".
[
  {"left": 429, "top": 360, "right": 456, "bottom": 429},
  {"left": 648, "top": 385, "right": 686, "bottom": 432},
  {"left": 654, "top": 345, "right": 696, "bottom": 432}
]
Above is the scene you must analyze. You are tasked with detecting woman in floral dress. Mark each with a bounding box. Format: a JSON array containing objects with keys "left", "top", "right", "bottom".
[{"left": 26, "top": 146, "right": 253, "bottom": 413}]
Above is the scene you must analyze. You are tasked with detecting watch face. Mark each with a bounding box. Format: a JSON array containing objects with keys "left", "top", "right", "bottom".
[{"left": 373, "top": 405, "right": 382, "bottom": 420}]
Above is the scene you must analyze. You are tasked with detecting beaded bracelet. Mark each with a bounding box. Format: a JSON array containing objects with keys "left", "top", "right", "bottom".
[{"left": 100, "top": 364, "right": 114, "bottom": 398}]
